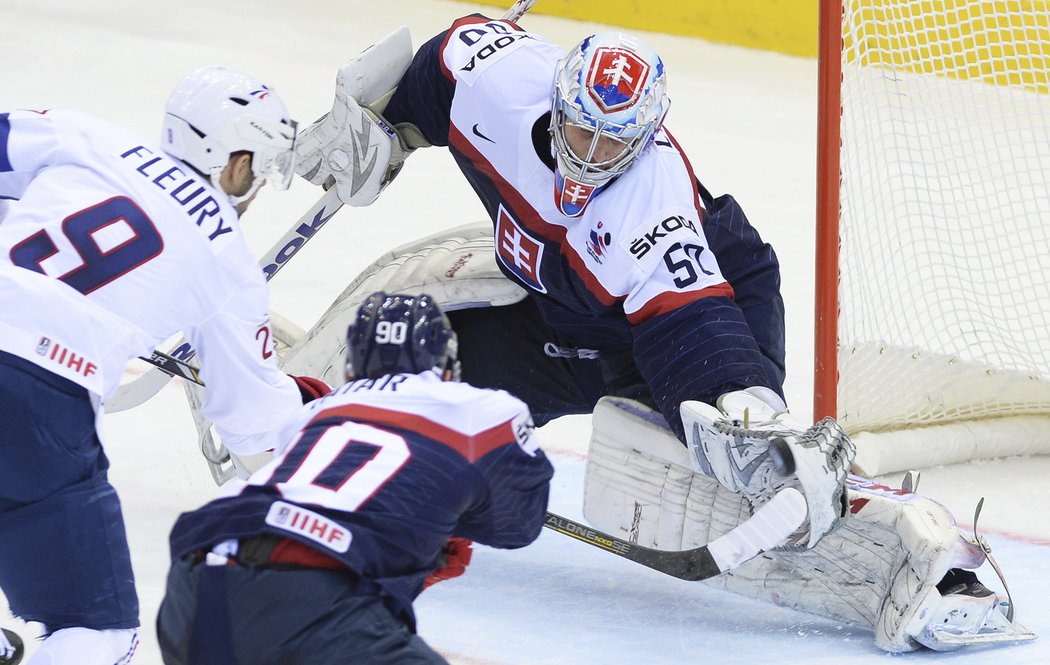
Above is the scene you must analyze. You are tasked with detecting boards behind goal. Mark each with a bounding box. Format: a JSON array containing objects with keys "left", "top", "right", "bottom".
[{"left": 814, "top": 0, "right": 1050, "bottom": 475}]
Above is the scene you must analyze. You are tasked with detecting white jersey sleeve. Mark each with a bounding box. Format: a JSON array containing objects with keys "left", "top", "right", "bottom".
[
  {"left": 0, "top": 109, "right": 60, "bottom": 200},
  {"left": 0, "top": 108, "right": 302, "bottom": 447},
  {"left": 185, "top": 272, "right": 302, "bottom": 454}
]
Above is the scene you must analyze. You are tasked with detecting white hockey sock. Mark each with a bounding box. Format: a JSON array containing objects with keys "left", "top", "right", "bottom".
[{"left": 28, "top": 627, "right": 138, "bottom": 665}]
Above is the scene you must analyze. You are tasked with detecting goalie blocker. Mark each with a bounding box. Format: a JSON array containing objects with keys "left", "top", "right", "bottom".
[{"left": 583, "top": 395, "right": 1036, "bottom": 652}]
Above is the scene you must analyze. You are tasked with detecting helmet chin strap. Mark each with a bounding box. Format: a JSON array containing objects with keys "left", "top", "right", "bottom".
[{"left": 212, "top": 173, "right": 264, "bottom": 209}]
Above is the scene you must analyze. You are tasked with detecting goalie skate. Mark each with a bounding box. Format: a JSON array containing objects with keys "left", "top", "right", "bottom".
[{"left": 911, "top": 569, "right": 1035, "bottom": 650}]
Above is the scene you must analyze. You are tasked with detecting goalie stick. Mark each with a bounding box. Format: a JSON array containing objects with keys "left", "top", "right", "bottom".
[
  {"left": 107, "top": 187, "right": 344, "bottom": 412},
  {"left": 122, "top": 352, "right": 808, "bottom": 581},
  {"left": 503, "top": 0, "right": 537, "bottom": 22},
  {"left": 544, "top": 487, "right": 807, "bottom": 581}
]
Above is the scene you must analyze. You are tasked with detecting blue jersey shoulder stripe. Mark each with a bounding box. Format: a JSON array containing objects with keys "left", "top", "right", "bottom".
[{"left": 0, "top": 113, "right": 12, "bottom": 172}]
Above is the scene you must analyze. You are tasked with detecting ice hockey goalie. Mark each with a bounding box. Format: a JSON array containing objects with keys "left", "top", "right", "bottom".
[{"left": 278, "top": 223, "right": 1035, "bottom": 653}]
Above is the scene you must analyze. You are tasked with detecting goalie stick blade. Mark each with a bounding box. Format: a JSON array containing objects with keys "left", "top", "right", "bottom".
[
  {"left": 706, "top": 486, "right": 806, "bottom": 571},
  {"left": 544, "top": 488, "right": 807, "bottom": 582},
  {"left": 107, "top": 364, "right": 175, "bottom": 411}
]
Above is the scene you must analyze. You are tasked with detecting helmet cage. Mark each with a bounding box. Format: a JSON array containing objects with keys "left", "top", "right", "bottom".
[
  {"left": 550, "top": 33, "right": 669, "bottom": 191},
  {"left": 550, "top": 102, "right": 653, "bottom": 189}
]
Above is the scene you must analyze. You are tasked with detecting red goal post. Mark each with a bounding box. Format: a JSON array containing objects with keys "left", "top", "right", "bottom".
[{"left": 814, "top": 0, "right": 1050, "bottom": 475}]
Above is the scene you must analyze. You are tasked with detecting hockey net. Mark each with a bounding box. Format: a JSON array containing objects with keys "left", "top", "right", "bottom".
[{"left": 815, "top": 0, "right": 1050, "bottom": 475}]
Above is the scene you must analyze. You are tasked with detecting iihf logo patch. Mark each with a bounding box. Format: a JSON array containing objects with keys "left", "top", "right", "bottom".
[
  {"left": 36, "top": 336, "right": 50, "bottom": 356},
  {"left": 587, "top": 47, "right": 651, "bottom": 114},
  {"left": 586, "top": 226, "right": 613, "bottom": 264},
  {"left": 495, "top": 204, "right": 546, "bottom": 293}
]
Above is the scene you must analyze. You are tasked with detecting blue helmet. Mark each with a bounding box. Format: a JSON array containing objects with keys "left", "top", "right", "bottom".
[{"left": 345, "top": 292, "right": 459, "bottom": 380}]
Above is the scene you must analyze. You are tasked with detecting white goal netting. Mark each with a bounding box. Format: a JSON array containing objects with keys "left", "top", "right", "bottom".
[{"left": 832, "top": 0, "right": 1050, "bottom": 473}]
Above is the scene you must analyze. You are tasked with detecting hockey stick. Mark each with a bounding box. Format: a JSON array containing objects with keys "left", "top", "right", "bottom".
[
  {"left": 111, "top": 0, "right": 537, "bottom": 412},
  {"left": 502, "top": 0, "right": 537, "bottom": 22},
  {"left": 543, "top": 487, "right": 807, "bottom": 581},
  {"left": 138, "top": 0, "right": 543, "bottom": 483},
  {"left": 133, "top": 357, "right": 808, "bottom": 577},
  {"left": 108, "top": 187, "right": 344, "bottom": 412}
]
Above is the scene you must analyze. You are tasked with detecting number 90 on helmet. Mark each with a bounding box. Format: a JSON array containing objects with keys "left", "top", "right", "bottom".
[{"left": 345, "top": 292, "right": 460, "bottom": 381}]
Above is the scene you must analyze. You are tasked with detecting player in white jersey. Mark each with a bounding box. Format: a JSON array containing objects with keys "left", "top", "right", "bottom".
[
  {"left": 293, "top": 17, "right": 853, "bottom": 547},
  {"left": 157, "top": 292, "right": 553, "bottom": 665},
  {"left": 0, "top": 67, "right": 326, "bottom": 664}
]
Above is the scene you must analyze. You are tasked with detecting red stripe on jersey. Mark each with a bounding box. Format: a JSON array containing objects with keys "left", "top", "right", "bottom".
[
  {"left": 439, "top": 15, "right": 507, "bottom": 83},
  {"left": 448, "top": 122, "right": 620, "bottom": 307},
  {"left": 313, "top": 403, "right": 516, "bottom": 463},
  {"left": 662, "top": 128, "right": 708, "bottom": 222},
  {"left": 627, "top": 282, "right": 735, "bottom": 325}
]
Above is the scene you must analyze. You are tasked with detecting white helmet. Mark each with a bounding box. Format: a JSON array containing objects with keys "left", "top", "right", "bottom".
[
  {"left": 550, "top": 33, "right": 669, "bottom": 216},
  {"left": 161, "top": 66, "right": 298, "bottom": 195}
]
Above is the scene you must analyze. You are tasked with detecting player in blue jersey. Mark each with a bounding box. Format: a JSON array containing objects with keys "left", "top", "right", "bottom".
[
  {"left": 156, "top": 292, "right": 553, "bottom": 665},
  {"left": 0, "top": 67, "right": 325, "bottom": 663}
]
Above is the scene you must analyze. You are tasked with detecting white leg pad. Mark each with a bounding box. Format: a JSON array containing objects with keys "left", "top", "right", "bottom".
[
  {"left": 583, "top": 396, "right": 1008, "bottom": 653},
  {"left": 281, "top": 222, "right": 525, "bottom": 385},
  {"left": 584, "top": 396, "right": 750, "bottom": 550}
]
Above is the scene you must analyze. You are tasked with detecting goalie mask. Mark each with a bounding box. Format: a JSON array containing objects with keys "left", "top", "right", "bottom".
[
  {"left": 550, "top": 32, "right": 669, "bottom": 217},
  {"left": 345, "top": 292, "right": 460, "bottom": 381},
  {"left": 161, "top": 66, "right": 298, "bottom": 204}
]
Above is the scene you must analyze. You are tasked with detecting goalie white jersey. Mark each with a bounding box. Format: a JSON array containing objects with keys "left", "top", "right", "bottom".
[
  {"left": 435, "top": 19, "right": 732, "bottom": 323},
  {"left": 0, "top": 109, "right": 300, "bottom": 448}
]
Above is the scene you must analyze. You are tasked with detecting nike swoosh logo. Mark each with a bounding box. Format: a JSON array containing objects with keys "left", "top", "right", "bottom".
[{"left": 472, "top": 123, "right": 495, "bottom": 144}]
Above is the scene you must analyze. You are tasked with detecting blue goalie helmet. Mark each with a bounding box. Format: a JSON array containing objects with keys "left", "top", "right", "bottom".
[
  {"left": 345, "top": 292, "right": 460, "bottom": 380},
  {"left": 550, "top": 32, "right": 669, "bottom": 217}
]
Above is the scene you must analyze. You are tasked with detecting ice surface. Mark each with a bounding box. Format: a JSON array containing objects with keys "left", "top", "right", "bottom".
[{"left": 4, "top": 0, "right": 1048, "bottom": 662}]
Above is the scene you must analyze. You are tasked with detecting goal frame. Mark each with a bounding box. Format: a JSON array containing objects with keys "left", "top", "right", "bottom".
[
  {"left": 814, "top": 0, "right": 843, "bottom": 424},
  {"left": 811, "top": 0, "right": 1050, "bottom": 475}
]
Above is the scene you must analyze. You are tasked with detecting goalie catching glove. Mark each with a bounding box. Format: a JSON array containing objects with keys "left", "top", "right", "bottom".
[
  {"left": 293, "top": 26, "right": 428, "bottom": 207},
  {"left": 681, "top": 387, "right": 856, "bottom": 548}
]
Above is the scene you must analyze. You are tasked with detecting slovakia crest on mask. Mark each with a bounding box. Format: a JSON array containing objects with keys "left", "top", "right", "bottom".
[
  {"left": 555, "top": 170, "right": 597, "bottom": 217},
  {"left": 586, "top": 47, "right": 651, "bottom": 115}
]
